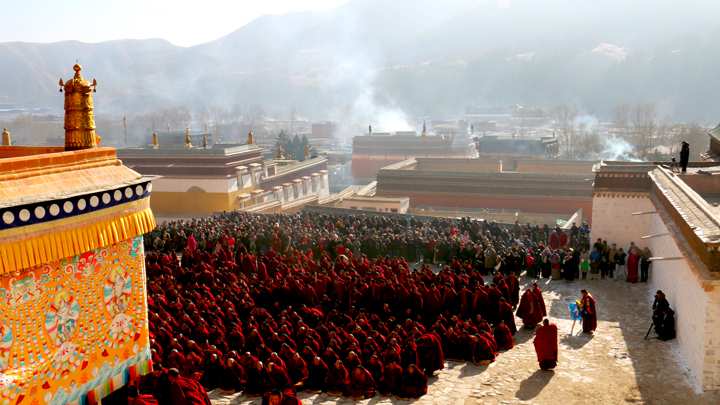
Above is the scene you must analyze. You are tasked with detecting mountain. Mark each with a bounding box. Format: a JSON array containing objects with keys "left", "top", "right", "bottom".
[{"left": 2, "top": 0, "right": 720, "bottom": 122}]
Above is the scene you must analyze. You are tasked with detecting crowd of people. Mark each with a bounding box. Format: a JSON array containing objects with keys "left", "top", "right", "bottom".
[{"left": 135, "top": 212, "right": 606, "bottom": 404}]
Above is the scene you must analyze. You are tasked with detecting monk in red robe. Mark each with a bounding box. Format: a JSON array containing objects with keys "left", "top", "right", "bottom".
[
  {"left": 379, "top": 360, "right": 403, "bottom": 396},
  {"left": 505, "top": 272, "right": 520, "bottom": 308},
  {"left": 327, "top": 360, "right": 348, "bottom": 396},
  {"left": 127, "top": 388, "right": 159, "bottom": 405},
  {"left": 493, "top": 320, "right": 514, "bottom": 350},
  {"left": 580, "top": 289, "right": 597, "bottom": 333},
  {"left": 626, "top": 247, "right": 640, "bottom": 283},
  {"left": 533, "top": 319, "right": 558, "bottom": 370},
  {"left": 167, "top": 368, "right": 212, "bottom": 405},
  {"left": 516, "top": 289, "right": 543, "bottom": 329},
  {"left": 532, "top": 282, "right": 547, "bottom": 317},
  {"left": 397, "top": 364, "right": 428, "bottom": 399},
  {"left": 268, "top": 389, "right": 303, "bottom": 405},
  {"left": 347, "top": 365, "right": 377, "bottom": 399},
  {"left": 305, "top": 357, "right": 328, "bottom": 393},
  {"left": 471, "top": 333, "right": 496, "bottom": 364}
]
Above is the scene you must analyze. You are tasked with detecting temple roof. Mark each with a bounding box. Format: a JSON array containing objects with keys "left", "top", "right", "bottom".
[{"left": 709, "top": 122, "right": 720, "bottom": 143}]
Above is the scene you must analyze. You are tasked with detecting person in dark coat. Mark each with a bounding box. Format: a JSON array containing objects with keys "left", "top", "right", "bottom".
[{"left": 680, "top": 141, "right": 690, "bottom": 173}]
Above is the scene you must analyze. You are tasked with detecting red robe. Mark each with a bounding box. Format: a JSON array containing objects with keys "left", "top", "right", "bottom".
[
  {"left": 516, "top": 290, "right": 543, "bottom": 328},
  {"left": 533, "top": 323, "right": 558, "bottom": 369},
  {"left": 532, "top": 286, "right": 547, "bottom": 317},
  {"left": 471, "top": 336, "right": 496, "bottom": 362},
  {"left": 398, "top": 368, "right": 427, "bottom": 398},
  {"left": 627, "top": 252, "right": 640, "bottom": 283},
  {"left": 169, "top": 376, "right": 212, "bottom": 405},
  {"left": 581, "top": 293, "right": 597, "bottom": 332},
  {"left": 347, "top": 368, "right": 376, "bottom": 398},
  {"left": 505, "top": 274, "right": 520, "bottom": 307},
  {"left": 493, "top": 323, "right": 514, "bottom": 350}
]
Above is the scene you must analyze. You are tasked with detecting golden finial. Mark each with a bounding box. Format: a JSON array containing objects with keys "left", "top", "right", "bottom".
[
  {"left": 1, "top": 127, "right": 10, "bottom": 146},
  {"left": 61, "top": 63, "right": 100, "bottom": 150},
  {"left": 306, "top": 145, "right": 310, "bottom": 156},
  {"left": 248, "top": 131, "right": 253, "bottom": 145},
  {"left": 185, "top": 123, "right": 192, "bottom": 148},
  {"left": 153, "top": 132, "right": 158, "bottom": 146},
  {"left": 203, "top": 134, "right": 208, "bottom": 149},
  {"left": 275, "top": 142, "right": 285, "bottom": 159}
]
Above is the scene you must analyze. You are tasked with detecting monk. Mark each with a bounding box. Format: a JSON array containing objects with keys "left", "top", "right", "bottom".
[
  {"left": 533, "top": 319, "right": 558, "bottom": 370},
  {"left": 268, "top": 389, "right": 303, "bottom": 405},
  {"left": 471, "top": 333, "right": 496, "bottom": 364},
  {"left": 127, "top": 387, "right": 159, "bottom": 405},
  {"left": 580, "top": 289, "right": 597, "bottom": 333},
  {"left": 266, "top": 362, "right": 295, "bottom": 396},
  {"left": 416, "top": 333, "right": 444, "bottom": 376},
  {"left": 327, "top": 360, "right": 348, "bottom": 396},
  {"left": 243, "top": 361, "right": 267, "bottom": 397},
  {"left": 347, "top": 365, "right": 377, "bottom": 399},
  {"left": 505, "top": 272, "right": 520, "bottom": 308},
  {"left": 497, "top": 298, "right": 517, "bottom": 335},
  {"left": 493, "top": 320, "right": 514, "bottom": 350},
  {"left": 516, "top": 289, "right": 542, "bottom": 329},
  {"left": 379, "top": 360, "right": 403, "bottom": 396},
  {"left": 532, "top": 282, "right": 547, "bottom": 318},
  {"left": 397, "top": 364, "right": 428, "bottom": 399},
  {"left": 167, "top": 368, "right": 212, "bottom": 405},
  {"left": 626, "top": 247, "right": 640, "bottom": 283},
  {"left": 305, "top": 357, "right": 328, "bottom": 393},
  {"left": 287, "top": 352, "right": 308, "bottom": 386},
  {"left": 218, "top": 358, "right": 247, "bottom": 395}
]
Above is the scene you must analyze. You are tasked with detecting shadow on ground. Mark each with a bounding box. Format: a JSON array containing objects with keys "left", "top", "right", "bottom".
[{"left": 515, "top": 369, "right": 555, "bottom": 400}]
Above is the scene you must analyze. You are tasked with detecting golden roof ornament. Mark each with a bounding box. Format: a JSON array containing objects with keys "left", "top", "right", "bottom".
[
  {"left": 60, "top": 64, "right": 100, "bottom": 150},
  {"left": 275, "top": 142, "right": 285, "bottom": 159},
  {"left": 306, "top": 145, "right": 310, "bottom": 156},
  {"left": 1, "top": 127, "right": 10, "bottom": 146},
  {"left": 184, "top": 123, "right": 193, "bottom": 148},
  {"left": 203, "top": 134, "right": 208, "bottom": 149},
  {"left": 248, "top": 131, "right": 253, "bottom": 145},
  {"left": 152, "top": 132, "right": 158, "bottom": 147}
]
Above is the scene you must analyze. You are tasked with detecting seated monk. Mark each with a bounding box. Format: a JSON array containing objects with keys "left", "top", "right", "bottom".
[
  {"left": 265, "top": 362, "right": 295, "bottom": 397},
  {"left": 493, "top": 320, "right": 514, "bottom": 351},
  {"left": 268, "top": 389, "right": 303, "bottom": 405},
  {"left": 471, "top": 333, "right": 496, "bottom": 365},
  {"left": 305, "top": 357, "right": 328, "bottom": 394},
  {"left": 243, "top": 361, "right": 267, "bottom": 397},
  {"left": 347, "top": 365, "right": 377, "bottom": 399},
  {"left": 378, "top": 360, "right": 402, "bottom": 396},
  {"left": 365, "top": 355, "right": 384, "bottom": 384},
  {"left": 167, "top": 368, "right": 212, "bottom": 405},
  {"left": 417, "top": 333, "right": 444, "bottom": 376},
  {"left": 287, "top": 352, "right": 308, "bottom": 386},
  {"left": 326, "top": 360, "right": 348, "bottom": 396},
  {"left": 218, "top": 358, "right": 248, "bottom": 395},
  {"left": 397, "top": 364, "right": 428, "bottom": 399}
]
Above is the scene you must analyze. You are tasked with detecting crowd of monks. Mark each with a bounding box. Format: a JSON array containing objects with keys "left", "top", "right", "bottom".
[{"left": 133, "top": 212, "right": 583, "bottom": 404}]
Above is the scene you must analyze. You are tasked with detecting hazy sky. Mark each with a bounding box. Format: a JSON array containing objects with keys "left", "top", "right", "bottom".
[{"left": 0, "top": 0, "right": 351, "bottom": 47}]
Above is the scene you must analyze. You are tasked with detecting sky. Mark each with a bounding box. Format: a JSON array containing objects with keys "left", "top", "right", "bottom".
[{"left": 0, "top": 0, "right": 351, "bottom": 47}]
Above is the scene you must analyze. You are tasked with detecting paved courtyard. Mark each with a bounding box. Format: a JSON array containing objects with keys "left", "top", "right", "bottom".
[{"left": 208, "top": 275, "right": 720, "bottom": 405}]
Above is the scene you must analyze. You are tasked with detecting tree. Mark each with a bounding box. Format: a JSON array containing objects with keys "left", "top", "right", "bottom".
[{"left": 631, "top": 102, "right": 658, "bottom": 158}]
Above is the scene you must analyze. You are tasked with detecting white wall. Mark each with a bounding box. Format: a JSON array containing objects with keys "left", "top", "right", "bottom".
[
  {"left": 647, "top": 214, "right": 707, "bottom": 388},
  {"left": 591, "top": 195, "right": 654, "bottom": 248}
]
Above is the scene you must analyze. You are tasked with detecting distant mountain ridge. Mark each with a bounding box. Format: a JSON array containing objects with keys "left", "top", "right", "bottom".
[{"left": 2, "top": 0, "right": 720, "bottom": 121}]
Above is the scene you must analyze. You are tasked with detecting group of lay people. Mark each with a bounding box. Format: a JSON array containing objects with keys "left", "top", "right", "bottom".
[{"left": 127, "top": 212, "right": 571, "bottom": 405}]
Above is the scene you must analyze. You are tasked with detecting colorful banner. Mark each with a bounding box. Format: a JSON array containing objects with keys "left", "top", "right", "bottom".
[{"left": 0, "top": 236, "right": 150, "bottom": 405}]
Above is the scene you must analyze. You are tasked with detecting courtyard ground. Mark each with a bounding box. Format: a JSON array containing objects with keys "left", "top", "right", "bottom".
[{"left": 208, "top": 274, "right": 720, "bottom": 405}]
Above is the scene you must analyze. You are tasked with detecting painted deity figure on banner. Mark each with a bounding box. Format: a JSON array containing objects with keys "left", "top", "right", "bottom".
[
  {"left": 104, "top": 266, "right": 132, "bottom": 316},
  {"left": 7, "top": 274, "right": 42, "bottom": 306},
  {"left": 45, "top": 291, "right": 80, "bottom": 345}
]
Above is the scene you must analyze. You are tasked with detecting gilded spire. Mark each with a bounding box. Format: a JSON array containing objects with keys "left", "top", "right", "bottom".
[
  {"left": 1, "top": 127, "right": 10, "bottom": 146},
  {"left": 184, "top": 123, "right": 193, "bottom": 148},
  {"left": 306, "top": 145, "right": 310, "bottom": 156},
  {"left": 275, "top": 142, "right": 285, "bottom": 159},
  {"left": 60, "top": 64, "right": 100, "bottom": 150},
  {"left": 152, "top": 132, "right": 158, "bottom": 146},
  {"left": 248, "top": 131, "right": 254, "bottom": 145},
  {"left": 203, "top": 133, "right": 208, "bottom": 149}
]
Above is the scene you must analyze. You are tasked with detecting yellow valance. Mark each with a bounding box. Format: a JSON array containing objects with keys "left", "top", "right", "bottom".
[{"left": 0, "top": 207, "right": 155, "bottom": 275}]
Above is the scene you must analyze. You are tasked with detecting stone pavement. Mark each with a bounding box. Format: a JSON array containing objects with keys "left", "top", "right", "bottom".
[{"left": 208, "top": 275, "right": 720, "bottom": 405}]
